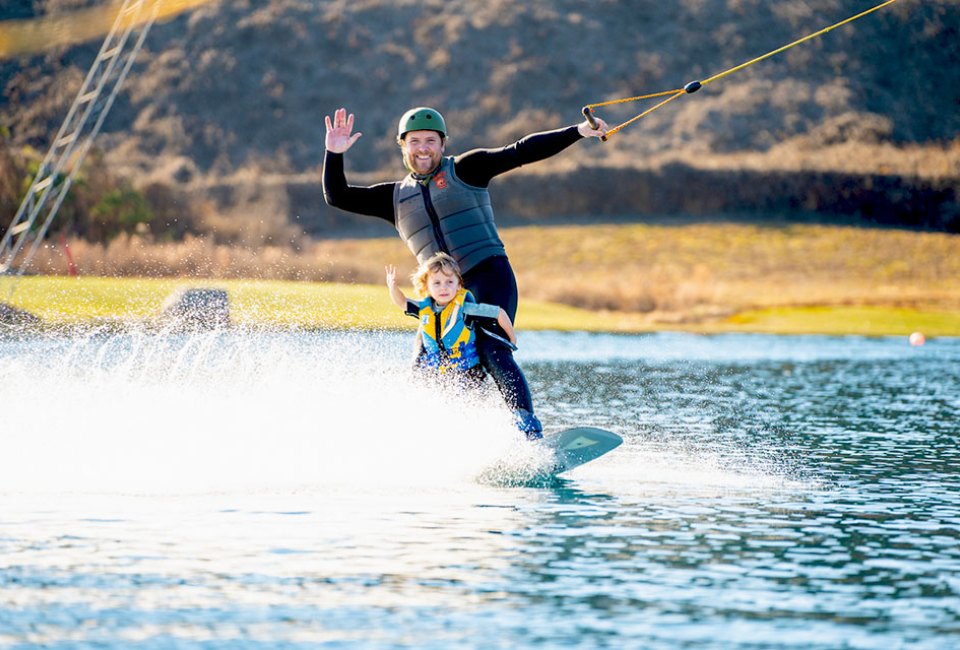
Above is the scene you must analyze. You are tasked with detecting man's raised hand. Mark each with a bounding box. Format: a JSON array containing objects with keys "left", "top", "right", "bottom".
[{"left": 325, "top": 107, "right": 363, "bottom": 153}]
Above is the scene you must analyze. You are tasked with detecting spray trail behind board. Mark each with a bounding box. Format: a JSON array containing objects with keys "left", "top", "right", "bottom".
[{"left": 0, "top": 328, "right": 541, "bottom": 495}]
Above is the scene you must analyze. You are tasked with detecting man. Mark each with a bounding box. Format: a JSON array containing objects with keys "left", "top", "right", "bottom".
[{"left": 322, "top": 106, "right": 608, "bottom": 439}]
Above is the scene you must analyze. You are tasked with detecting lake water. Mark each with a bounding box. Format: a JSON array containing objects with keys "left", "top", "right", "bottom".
[{"left": 1, "top": 329, "right": 958, "bottom": 649}]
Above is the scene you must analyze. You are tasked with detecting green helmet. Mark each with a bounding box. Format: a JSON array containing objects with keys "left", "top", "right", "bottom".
[{"left": 398, "top": 107, "right": 447, "bottom": 140}]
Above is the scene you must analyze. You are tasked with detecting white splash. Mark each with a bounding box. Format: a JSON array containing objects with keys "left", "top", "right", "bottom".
[{"left": 0, "top": 328, "right": 529, "bottom": 495}]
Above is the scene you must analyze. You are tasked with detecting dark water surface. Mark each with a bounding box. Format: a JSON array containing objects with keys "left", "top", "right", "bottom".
[{"left": 1, "top": 331, "right": 958, "bottom": 648}]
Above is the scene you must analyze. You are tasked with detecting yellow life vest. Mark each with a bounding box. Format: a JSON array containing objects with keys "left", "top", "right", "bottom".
[{"left": 417, "top": 288, "right": 481, "bottom": 373}]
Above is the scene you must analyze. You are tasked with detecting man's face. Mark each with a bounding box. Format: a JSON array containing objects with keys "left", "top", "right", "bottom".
[{"left": 401, "top": 130, "right": 445, "bottom": 175}]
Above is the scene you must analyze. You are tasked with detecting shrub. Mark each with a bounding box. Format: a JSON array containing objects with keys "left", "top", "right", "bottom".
[{"left": 89, "top": 185, "right": 154, "bottom": 241}]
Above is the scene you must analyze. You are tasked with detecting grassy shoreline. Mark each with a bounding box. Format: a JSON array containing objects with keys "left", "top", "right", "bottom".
[
  {"left": 3, "top": 274, "right": 958, "bottom": 338},
  {"left": 4, "top": 221, "right": 959, "bottom": 338}
]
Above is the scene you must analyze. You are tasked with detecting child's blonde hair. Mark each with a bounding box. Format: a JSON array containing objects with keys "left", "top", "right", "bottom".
[{"left": 411, "top": 252, "right": 463, "bottom": 297}]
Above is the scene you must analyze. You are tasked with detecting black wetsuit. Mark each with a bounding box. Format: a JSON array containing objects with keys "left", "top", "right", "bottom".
[{"left": 322, "top": 125, "right": 583, "bottom": 416}]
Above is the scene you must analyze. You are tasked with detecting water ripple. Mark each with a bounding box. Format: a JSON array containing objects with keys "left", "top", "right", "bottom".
[{"left": 1, "top": 331, "right": 958, "bottom": 648}]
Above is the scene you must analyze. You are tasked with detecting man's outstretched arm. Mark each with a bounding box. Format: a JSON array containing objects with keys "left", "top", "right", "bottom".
[{"left": 455, "top": 117, "right": 608, "bottom": 187}]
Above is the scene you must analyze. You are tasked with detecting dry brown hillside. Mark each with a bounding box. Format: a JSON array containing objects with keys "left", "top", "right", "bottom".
[{"left": 1, "top": 0, "right": 958, "bottom": 236}]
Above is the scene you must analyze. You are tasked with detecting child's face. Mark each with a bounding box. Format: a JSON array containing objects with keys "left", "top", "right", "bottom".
[{"left": 427, "top": 270, "right": 461, "bottom": 306}]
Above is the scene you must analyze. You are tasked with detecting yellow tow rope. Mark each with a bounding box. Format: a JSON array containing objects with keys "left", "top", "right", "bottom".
[{"left": 583, "top": 0, "right": 902, "bottom": 140}]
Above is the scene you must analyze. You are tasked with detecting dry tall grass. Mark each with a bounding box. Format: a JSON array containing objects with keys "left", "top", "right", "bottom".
[
  {"left": 25, "top": 235, "right": 389, "bottom": 282},
  {"left": 633, "top": 137, "right": 960, "bottom": 181},
  {"left": 507, "top": 223, "right": 960, "bottom": 322}
]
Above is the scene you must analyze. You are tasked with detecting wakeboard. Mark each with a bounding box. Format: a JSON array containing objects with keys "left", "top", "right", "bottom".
[{"left": 544, "top": 426, "right": 622, "bottom": 474}]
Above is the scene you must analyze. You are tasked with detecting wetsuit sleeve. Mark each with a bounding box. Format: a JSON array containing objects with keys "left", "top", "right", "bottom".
[
  {"left": 453, "top": 125, "right": 583, "bottom": 188},
  {"left": 322, "top": 151, "right": 397, "bottom": 223}
]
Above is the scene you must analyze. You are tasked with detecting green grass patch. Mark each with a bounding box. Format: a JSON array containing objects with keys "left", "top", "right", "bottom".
[
  {"left": 4, "top": 274, "right": 958, "bottom": 337},
  {"left": 2, "top": 275, "right": 631, "bottom": 332},
  {"left": 0, "top": 275, "right": 407, "bottom": 330},
  {"left": 3, "top": 275, "right": 181, "bottom": 323}
]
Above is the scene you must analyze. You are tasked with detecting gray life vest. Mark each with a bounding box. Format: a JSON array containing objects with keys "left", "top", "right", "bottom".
[{"left": 393, "top": 156, "right": 506, "bottom": 274}]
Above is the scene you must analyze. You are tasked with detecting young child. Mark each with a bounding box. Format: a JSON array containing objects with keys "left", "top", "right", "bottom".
[{"left": 386, "top": 252, "right": 517, "bottom": 384}]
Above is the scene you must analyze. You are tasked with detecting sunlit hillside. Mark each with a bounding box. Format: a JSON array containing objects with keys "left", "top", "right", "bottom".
[
  {"left": 1, "top": 0, "right": 957, "bottom": 238},
  {"left": 0, "top": 0, "right": 960, "bottom": 276},
  {"left": 4, "top": 0, "right": 958, "bottom": 171}
]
